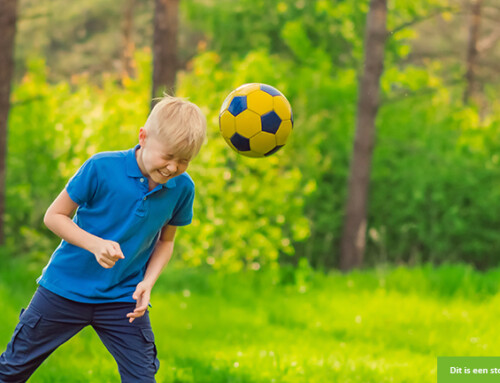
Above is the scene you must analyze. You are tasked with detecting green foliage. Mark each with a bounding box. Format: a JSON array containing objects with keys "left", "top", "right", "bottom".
[
  {"left": 7, "top": 54, "right": 150, "bottom": 253},
  {"left": 7, "top": 51, "right": 307, "bottom": 271},
  {"left": 174, "top": 16, "right": 500, "bottom": 268},
  {"left": 15, "top": 0, "right": 154, "bottom": 80},
  {"left": 176, "top": 51, "right": 309, "bottom": 271},
  {"left": 8, "top": 0, "right": 500, "bottom": 269},
  {"left": 369, "top": 64, "right": 500, "bottom": 267},
  {"left": 9, "top": 42, "right": 500, "bottom": 270},
  {"left": 182, "top": 0, "right": 367, "bottom": 68}
]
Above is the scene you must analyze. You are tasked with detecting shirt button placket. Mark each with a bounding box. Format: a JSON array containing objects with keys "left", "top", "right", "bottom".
[{"left": 135, "top": 178, "right": 148, "bottom": 217}]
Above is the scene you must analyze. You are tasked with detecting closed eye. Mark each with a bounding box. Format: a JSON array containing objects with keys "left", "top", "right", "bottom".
[{"left": 162, "top": 153, "right": 190, "bottom": 164}]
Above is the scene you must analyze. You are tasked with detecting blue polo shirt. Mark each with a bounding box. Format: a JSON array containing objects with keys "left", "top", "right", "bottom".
[{"left": 37, "top": 145, "right": 195, "bottom": 303}]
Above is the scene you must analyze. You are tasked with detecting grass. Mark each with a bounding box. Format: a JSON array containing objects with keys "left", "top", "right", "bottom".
[{"left": 1, "top": 257, "right": 500, "bottom": 382}]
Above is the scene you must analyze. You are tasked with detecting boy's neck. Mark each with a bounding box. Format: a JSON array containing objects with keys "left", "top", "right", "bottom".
[{"left": 135, "top": 146, "right": 159, "bottom": 191}]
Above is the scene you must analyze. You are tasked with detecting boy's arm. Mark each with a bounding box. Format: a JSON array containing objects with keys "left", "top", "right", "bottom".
[
  {"left": 127, "top": 224, "right": 177, "bottom": 323},
  {"left": 44, "top": 189, "right": 124, "bottom": 268}
]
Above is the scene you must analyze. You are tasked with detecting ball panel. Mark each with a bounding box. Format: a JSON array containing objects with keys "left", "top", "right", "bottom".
[
  {"left": 228, "top": 96, "right": 247, "bottom": 116},
  {"left": 261, "top": 111, "right": 282, "bottom": 134},
  {"left": 235, "top": 109, "right": 262, "bottom": 138},
  {"left": 260, "top": 84, "right": 282, "bottom": 97},
  {"left": 273, "top": 95, "right": 292, "bottom": 121},
  {"left": 219, "top": 94, "right": 234, "bottom": 115},
  {"left": 233, "top": 83, "right": 261, "bottom": 96},
  {"left": 219, "top": 110, "right": 236, "bottom": 138},
  {"left": 230, "top": 133, "right": 251, "bottom": 151},
  {"left": 247, "top": 90, "right": 273, "bottom": 115},
  {"left": 223, "top": 136, "right": 239, "bottom": 153},
  {"left": 265, "top": 145, "right": 284, "bottom": 157},
  {"left": 250, "top": 131, "right": 277, "bottom": 154},
  {"left": 275, "top": 120, "right": 292, "bottom": 146}
]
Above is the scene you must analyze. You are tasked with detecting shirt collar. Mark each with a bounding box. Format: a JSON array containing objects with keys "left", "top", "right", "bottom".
[{"left": 126, "top": 145, "right": 177, "bottom": 189}]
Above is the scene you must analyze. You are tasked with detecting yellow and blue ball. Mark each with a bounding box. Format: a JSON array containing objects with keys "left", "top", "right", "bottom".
[{"left": 219, "top": 83, "right": 293, "bottom": 158}]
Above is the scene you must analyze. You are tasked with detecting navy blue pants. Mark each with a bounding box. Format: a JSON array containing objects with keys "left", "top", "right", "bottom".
[{"left": 0, "top": 286, "right": 160, "bottom": 382}]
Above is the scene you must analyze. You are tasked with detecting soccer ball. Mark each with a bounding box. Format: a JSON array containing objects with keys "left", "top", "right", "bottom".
[{"left": 219, "top": 83, "right": 293, "bottom": 158}]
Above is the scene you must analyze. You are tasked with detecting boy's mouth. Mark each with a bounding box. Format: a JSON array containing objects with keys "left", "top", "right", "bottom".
[{"left": 158, "top": 170, "right": 172, "bottom": 178}]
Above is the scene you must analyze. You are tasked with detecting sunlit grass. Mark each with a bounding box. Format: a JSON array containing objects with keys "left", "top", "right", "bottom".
[{"left": 1, "top": 259, "right": 499, "bottom": 382}]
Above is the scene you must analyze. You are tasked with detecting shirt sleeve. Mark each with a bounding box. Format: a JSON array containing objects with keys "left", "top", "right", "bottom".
[
  {"left": 168, "top": 186, "right": 195, "bottom": 226},
  {"left": 65, "top": 157, "right": 99, "bottom": 205}
]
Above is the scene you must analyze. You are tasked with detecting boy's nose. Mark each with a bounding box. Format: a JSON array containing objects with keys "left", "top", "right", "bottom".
[{"left": 166, "top": 162, "right": 177, "bottom": 173}]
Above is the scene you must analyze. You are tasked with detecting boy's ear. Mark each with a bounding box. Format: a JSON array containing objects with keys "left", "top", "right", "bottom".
[{"left": 138, "top": 127, "right": 147, "bottom": 145}]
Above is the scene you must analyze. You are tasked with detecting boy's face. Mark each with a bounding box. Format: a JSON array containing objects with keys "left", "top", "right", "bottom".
[{"left": 137, "top": 128, "right": 191, "bottom": 185}]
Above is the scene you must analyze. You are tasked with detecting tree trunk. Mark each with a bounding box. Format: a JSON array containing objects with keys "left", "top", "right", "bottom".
[
  {"left": 340, "top": 0, "right": 387, "bottom": 271},
  {"left": 0, "top": 0, "right": 18, "bottom": 245},
  {"left": 121, "top": 0, "right": 136, "bottom": 79},
  {"left": 152, "top": 0, "right": 179, "bottom": 105},
  {"left": 463, "top": 0, "right": 482, "bottom": 105}
]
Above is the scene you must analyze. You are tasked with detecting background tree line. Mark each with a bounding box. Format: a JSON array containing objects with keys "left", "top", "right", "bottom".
[{"left": 1, "top": 0, "right": 500, "bottom": 272}]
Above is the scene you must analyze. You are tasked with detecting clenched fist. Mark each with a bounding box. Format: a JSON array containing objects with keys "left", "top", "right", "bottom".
[{"left": 91, "top": 239, "right": 125, "bottom": 268}]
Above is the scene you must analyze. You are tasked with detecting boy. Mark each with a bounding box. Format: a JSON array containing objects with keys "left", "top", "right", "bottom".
[{"left": 0, "top": 96, "right": 207, "bottom": 382}]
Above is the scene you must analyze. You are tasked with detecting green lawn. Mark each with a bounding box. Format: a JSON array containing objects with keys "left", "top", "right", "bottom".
[{"left": 1, "top": 258, "right": 499, "bottom": 382}]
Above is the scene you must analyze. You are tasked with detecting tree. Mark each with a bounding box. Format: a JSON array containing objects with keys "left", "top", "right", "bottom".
[
  {"left": 340, "top": 0, "right": 388, "bottom": 271},
  {"left": 152, "top": 0, "right": 179, "bottom": 104},
  {"left": 121, "top": 0, "right": 137, "bottom": 79},
  {"left": 0, "top": 0, "right": 18, "bottom": 245},
  {"left": 463, "top": 0, "right": 483, "bottom": 104}
]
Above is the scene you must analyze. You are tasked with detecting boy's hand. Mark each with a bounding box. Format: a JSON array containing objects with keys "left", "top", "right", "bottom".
[
  {"left": 92, "top": 239, "right": 125, "bottom": 268},
  {"left": 127, "top": 281, "right": 152, "bottom": 323}
]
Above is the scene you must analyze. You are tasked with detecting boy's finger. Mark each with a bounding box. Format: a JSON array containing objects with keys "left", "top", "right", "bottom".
[
  {"left": 126, "top": 305, "right": 148, "bottom": 315},
  {"left": 99, "top": 257, "right": 114, "bottom": 268},
  {"left": 126, "top": 310, "right": 146, "bottom": 323},
  {"left": 127, "top": 310, "right": 145, "bottom": 318},
  {"left": 112, "top": 243, "right": 125, "bottom": 259},
  {"left": 105, "top": 251, "right": 122, "bottom": 261},
  {"left": 132, "top": 292, "right": 144, "bottom": 301}
]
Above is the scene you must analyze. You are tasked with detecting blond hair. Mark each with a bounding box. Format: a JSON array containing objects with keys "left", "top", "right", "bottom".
[{"left": 144, "top": 95, "right": 207, "bottom": 159}]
